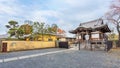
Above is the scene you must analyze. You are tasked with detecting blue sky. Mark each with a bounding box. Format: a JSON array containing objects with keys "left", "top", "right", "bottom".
[{"left": 0, "top": 0, "right": 112, "bottom": 37}]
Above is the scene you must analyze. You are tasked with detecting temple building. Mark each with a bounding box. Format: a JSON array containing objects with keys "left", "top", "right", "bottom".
[{"left": 69, "top": 18, "right": 111, "bottom": 50}]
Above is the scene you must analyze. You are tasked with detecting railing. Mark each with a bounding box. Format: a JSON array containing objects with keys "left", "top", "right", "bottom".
[
  {"left": 90, "top": 40, "right": 113, "bottom": 51},
  {"left": 90, "top": 40, "right": 106, "bottom": 51}
]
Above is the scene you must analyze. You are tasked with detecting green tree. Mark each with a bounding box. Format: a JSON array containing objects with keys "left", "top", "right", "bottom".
[
  {"left": 6, "top": 20, "right": 19, "bottom": 37},
  {"left": 33, "top": 22, "right": 45, "bottom": 34},
  {"left": 16, "top": 28, "right": 24, "bottom": 39},
  {"left": 32, "top": 22, "right": 45, "bottom": 41},
  {"left": 45, "top": 24, "right": 53, "bottom": 40},
  {"left": 47, "top": 24, "right": 53, "bottom": 34},
  {"left": 51, "top": 24, "right": 58, "bottom": 34}
]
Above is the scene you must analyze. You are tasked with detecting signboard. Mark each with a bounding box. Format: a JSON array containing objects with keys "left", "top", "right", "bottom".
[{"left": 92, "top": 34, "right": 99, "bottom": 38}]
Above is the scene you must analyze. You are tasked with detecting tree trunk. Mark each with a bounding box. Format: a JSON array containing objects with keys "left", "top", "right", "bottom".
[
  {"left": 117, "top": 24, "right": 120, "bottom": 47},
  {"left": 117, "top": 32, "right": 120, "bottom": 47},
  {"left": 117, "top": 22, "right": 120, "bottom": 40},
  {"left": 118, "top": 31, "right": 120, "bottom": 39}
]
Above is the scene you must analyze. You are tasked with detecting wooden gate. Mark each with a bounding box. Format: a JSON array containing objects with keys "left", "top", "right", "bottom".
[
  {"left": 2, "top": 43, "right": 7, "bottom": 52},
  {"left": 59, "top": 41, "right": 69, "bottom": 48}
]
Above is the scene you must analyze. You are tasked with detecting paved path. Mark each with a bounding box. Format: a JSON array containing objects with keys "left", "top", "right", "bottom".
[
  {"left": 0, "top": 48, "right": 69, "bottom": 63},
  {"left": 0, "top": 48, "right": 120, "bottom": 68},
  {"left": 0, "top": 48, "right": 65, "bottom": 59}
]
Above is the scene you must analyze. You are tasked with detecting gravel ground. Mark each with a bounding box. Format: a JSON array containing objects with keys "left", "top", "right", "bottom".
[
  {"left": 0, "top": 48, "right": 120, "bottom": 68},
  {"left": 108, "top": 48, "right": 120, "bottom": 58}
]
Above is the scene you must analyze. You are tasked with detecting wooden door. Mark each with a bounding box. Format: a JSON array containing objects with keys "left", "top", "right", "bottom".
[{"left": 2, "top": 43, "right": 7, "bottom": 52}]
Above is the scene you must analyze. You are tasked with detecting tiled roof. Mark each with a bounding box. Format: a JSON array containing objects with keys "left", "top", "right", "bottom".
[
  {"left": 69, "top": 18, "right": 111, "bottom": 34},
  {"left": 79, "top": 18, "right": 104, "bottom": 28}
]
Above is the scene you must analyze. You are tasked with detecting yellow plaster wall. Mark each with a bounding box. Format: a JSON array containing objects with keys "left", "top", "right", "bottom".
[
  {"left": 2, "top": 41, "right": 55, "bottom": 52},
  {"left": 41, "top": 35, "right": 57, "bottom": 41}
]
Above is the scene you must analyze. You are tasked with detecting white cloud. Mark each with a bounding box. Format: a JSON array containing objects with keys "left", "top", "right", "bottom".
[
  {"left": 64, "top": 0, "right": 91, "bottom": 7},
  {"left": 23, "top": 10, "right": 62, "bottom": 23},
  {"left": 0, "top": 0, "right": 16, "bottom": 2},
  {"left": 0, "top": 0, "right": 112, "bottom": 36},
  {"left": 32, "top": 10, "right": 61, "bottom": 19},
  {"left": 0, "top": 0, "right": 22, "bottom": 15}
]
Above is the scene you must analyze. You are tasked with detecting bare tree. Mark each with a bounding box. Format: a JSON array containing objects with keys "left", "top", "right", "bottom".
[{"left": 105, "top": 0, "right": 120, "bottom": 41}]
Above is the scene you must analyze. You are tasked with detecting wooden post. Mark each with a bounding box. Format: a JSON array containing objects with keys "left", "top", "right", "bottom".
[
  {"left": 89, "top": 32, "right": 92, "bottom": 51},
  {"left": 79, "top": 39, "right": 80, "bottom": 50},
  {"left": 78, "top": 32, "right": 80, "bottom": 50}
]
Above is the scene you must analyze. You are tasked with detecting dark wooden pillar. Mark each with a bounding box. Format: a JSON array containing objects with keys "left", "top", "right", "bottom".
[
  {"left": 99, "top": 33, "right": 101, "bottom": 40},
  {"left": 89, "top": 32, "right": 92, "bottom": 40},
  {"left": 99, "top": 33, "right": 103, "bottom": 40},
  {"left": 78, "top": 33, "right": 81, "bottom": 50}
]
